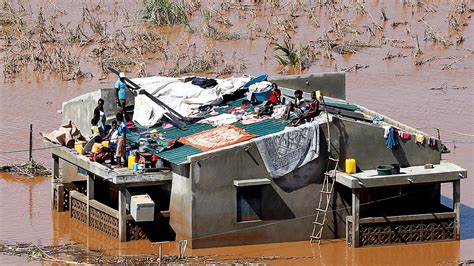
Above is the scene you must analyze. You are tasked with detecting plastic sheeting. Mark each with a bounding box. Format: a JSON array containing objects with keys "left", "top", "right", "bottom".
[
  {"left": 40, "top": 120, "right": 84, "bottom": 148},
  {"left": 132, "top": 76, "right": 251, "bottom": 127}
]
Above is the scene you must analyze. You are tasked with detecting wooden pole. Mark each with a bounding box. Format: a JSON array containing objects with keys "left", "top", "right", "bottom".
[
  {"left": 159, "top": 242, "right": 162, "bottom": 263},
  {"left": 29, "top": 124, "right": 33, "bottom": 162}
]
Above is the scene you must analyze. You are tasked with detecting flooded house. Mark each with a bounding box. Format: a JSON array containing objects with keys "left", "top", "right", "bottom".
[{"left": 44, "top": 72, "right": 467, "bottom": 248}]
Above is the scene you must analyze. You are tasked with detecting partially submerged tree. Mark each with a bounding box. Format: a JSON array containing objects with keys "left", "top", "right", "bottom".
[{"left": 273, "top": 39, "right": 310, "bottom": 71}]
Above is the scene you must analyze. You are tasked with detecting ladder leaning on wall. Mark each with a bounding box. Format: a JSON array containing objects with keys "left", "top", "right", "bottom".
[
  {"left": 310, "top": 157, "right": 339, "bottom": 244},
  {"left": 310, "top": 92, "right": 339, "bottom": 244}
]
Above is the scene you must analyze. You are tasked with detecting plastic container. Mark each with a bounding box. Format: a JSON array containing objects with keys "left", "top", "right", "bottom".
[
  {"left": 391, "top": 163, "right": 400, "bottom": 174},
  {"left": 75, "top": 140, "right": 86, "bottom": 155},
  {"left": 377, "top": 165, "right": 393, "bottom": 175},
  {"left": 133, "top": 163, "right": 138, "bottom": 171},
  {"left": 155, "top": 159, "right": 164, "bottom": 168},
  {"left": 345, "top": 159, "right": 356, "bottom": 174},
  {"left": 128, "top": 155, "right": 136, "bottom": 170},
  {"left": 101, "top": 140, "right": 109, "bottom": 148},
  {"left": 91, "top": 143, "right": 102, "bottom": 153},
  {"left": 243, "top": 74, "right": 268, "bottom": 89},
  {"left": 253, "top": 87, "right": 272, "bottom": 102}
]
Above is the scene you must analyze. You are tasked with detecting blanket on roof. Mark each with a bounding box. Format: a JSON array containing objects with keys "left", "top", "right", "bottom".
[
  {"left": 132, "top": 76, "right": 251, "bottom": 127},
  {"left": 253, "top": 121, "right": 320, "bottom": 178},
  {"left": 178, "top": 125, "right": 256, "bottom": 152}
]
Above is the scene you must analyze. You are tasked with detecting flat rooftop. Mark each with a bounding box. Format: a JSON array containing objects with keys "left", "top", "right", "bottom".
[
  {"left": 335, "top": 160, "right": 467, "bottom": 189},
  {"left": 128, "top": 94, "right": 360, "bottom": 165}
]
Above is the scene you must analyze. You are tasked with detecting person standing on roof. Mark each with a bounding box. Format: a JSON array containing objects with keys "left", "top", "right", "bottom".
[
  {"left": 93, "top": 98, "right": 106, "bottom": 137},
  {"left": 115, "top": 72, "right": 128, "bottom": 121},
  {"left": 114, "top": 112, "right": 129, "bottom": 168}
]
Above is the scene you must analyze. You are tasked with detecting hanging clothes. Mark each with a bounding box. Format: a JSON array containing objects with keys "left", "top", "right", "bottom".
[
  {"left": 415, "top": 134, "right": 425, "bottom": 144},
  {"left": 428, "top": 136, "right": 437, "bottom": 147},
  {"left": 385, "top": 127, "right": 398, "bottom": 149},
  {"left": 383, "top": 126, "right": 391, "bottom": 138},
  {"left": 400, "top": 132, "right": 411, "bottom": 140}
]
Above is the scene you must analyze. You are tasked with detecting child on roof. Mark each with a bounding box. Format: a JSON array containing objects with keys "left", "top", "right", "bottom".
[{"left": 258, "top": 83, "right": 281, "bottom": 116}]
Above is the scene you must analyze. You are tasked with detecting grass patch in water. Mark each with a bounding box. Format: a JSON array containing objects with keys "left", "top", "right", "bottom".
[{"left": 142, "top": 0, "right": 189, "bottom": 26}]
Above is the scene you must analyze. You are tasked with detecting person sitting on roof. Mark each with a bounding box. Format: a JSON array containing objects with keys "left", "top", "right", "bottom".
[
  {"left": 258, "top": 83, "right": 281, "bottom": 116},
  {"left": 115, "top": 112, "right": 130, "bottom": 168},
  {"left": 89, "top": 138, "right": 112, "bottom": 164},
  {"left": 115, "top": 72, "right": 128, "bottom": 121},
  {"left": 290, "top": 91, "right": 321, "bottom": 126},
  {"left": 283, "top": 89, "right": 306, "bottom": 120}
]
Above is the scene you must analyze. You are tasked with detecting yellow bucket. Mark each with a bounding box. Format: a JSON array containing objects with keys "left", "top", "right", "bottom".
[
  {"left": 91, "top": 143, "right": 103, "bottom": 153},
  {"left": 101, "top": 140, "right": 109, "bottom": 148},
  {"left": 75, "top": 141, "right": 86, "bottom": 155},
  {"left": 128, "top": 155, "right": 136, "bottom": 170},
  {"left": 345, "top": 158, "right": 356, "bottom": 174}
]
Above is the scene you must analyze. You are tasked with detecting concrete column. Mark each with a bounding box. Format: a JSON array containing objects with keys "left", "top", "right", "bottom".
[
  {"left": 352, "top": 189, "right": 360, "bottom": 247},
  {"left": 51, "top": 155, "right": 60, "bottom": 210},
  {"left": 118, "top": 186, "right": 127, "bottom": 242},
  {"left": 86, "top": 173, "right": 95, "bottom": 226},
  {"left": 453, "top": 180, "right": 461, "bottom": 240},
  {"left": 56, "top": 184, "right": 65, "bottom": 212}
]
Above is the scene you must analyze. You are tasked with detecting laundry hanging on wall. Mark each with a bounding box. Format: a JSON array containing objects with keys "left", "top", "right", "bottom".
[{"left": 253, "top": 121, "right": 320, "bottom": 178}]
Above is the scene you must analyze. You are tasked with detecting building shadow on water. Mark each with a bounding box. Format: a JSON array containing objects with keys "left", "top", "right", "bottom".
[{"left": 441, "top": 195, "right": 474, "bottom": 241}]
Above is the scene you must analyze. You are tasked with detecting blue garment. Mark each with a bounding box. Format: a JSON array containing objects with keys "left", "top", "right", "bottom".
[
  {"left": 385, "top": 127, "right": 398, "bottom": 149},
  {"left": 115, "top": 79, "right": 127, "bottom": 100},
  {"left": 117, "top": 121, "right": 130, "bottom": 136}
]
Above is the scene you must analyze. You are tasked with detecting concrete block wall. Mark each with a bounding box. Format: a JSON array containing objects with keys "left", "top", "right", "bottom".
[
  {"left": 268, "top": 72, "right": 346, "bottom": 100},
  {"left": 169, "top": 164, "right": 193, "bottom": 242},
  {"left": 62, "top": 88, "right": 135, "bottom": 138},
  {"left": 330, "top": 117, "right": 441, "bottom": 170},
  {"left": 178, "top": 135, "right": 349, "bottom": 248}
]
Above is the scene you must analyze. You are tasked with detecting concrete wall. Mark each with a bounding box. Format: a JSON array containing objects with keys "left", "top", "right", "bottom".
[
  {"left": 268, "top": 72, "right": 346, "bottom": 100},
  {"left": 62, "top": 88, "right": 135, "bottom": 138},
  {"left": 168, "top": 115, "right": 442, "bottom": 248},
  {"left": 182, "top": 131, "right": 349, "bottom": 249},
  {"left": 62, "top": 160, "right": 87, "bottom": 183},
  {"left": 62, "top": 90, "right": 101, "bottom": 138},
  {"left": 169, "top": 164, "right": 193, "bottom": 241},
  {"left": 330, "top": 117, "right": 441, "bottom": 170}
]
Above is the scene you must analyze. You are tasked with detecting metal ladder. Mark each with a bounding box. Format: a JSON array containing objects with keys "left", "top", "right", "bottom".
[{"left": 310, "top": 157, "right": 339, "bottom": 244}]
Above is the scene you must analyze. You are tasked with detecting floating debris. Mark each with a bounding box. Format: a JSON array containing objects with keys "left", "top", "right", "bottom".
[
  {"left": 0, "top": 160, "right": 51, "bottom": 177},
  {"left": 0, "top": 241, "right": 317, "bottom": 264}
]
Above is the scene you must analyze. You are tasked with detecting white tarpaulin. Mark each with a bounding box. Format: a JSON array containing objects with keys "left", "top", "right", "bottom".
[
  {"left": 253, "top": 121, "right": 320, "bottom": 178},
  {"left": 132, "top": 76, "right": 251, "bottom": 127}
]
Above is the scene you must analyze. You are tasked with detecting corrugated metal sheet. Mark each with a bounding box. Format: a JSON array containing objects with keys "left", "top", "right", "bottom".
[
  {"left": 128, "top": 96, "right": 359, "bottom": 165},
  {"left": 158, "top": 145, "right": 201, "bottom": 165}
]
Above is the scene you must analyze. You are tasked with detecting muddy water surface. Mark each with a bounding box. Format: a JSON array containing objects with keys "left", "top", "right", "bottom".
[{"left": 1, "top": 0, "right": 473, "bottom": 264}]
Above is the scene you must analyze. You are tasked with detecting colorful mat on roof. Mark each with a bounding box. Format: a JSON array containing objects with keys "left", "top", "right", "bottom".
[{"left": 179, "top": 125, "right": 257, "bottom": 151}]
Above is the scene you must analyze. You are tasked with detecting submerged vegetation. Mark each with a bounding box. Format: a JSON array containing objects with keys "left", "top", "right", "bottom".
[
  {"left": 0, "top": 0, "right": 472, "bottom": 79},
  {"left": 273, "top": 39, "right": 311, "bottom": 70},
  {"left": 142, "top": 0, "right": 189, "bottom": 26}
]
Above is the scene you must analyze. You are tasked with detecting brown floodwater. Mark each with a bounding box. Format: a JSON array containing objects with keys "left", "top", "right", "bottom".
[{"left": 1, "top": 0, "right": 473, "bottom": 264}]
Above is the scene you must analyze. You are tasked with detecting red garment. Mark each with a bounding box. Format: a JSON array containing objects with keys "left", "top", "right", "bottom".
[{"left": 268, "top": 90, "right": 281, "bottom": 104}]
